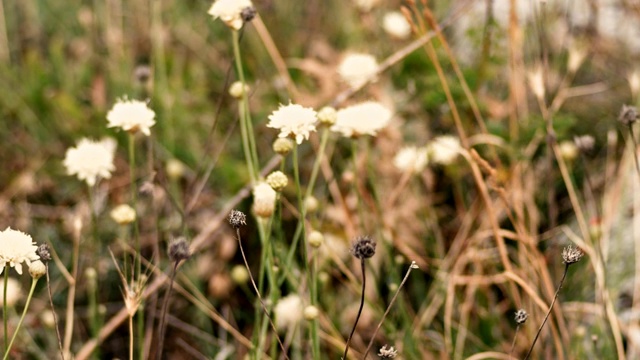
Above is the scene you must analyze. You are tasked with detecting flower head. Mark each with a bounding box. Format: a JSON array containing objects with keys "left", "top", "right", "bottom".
[
  {"left": 394, "top": 146, "right": 428, "bottom": 173},
  {"left": 29, "top": 260, "right": 46, "bottom": 279},
  {"left": 266, "top": 171, "right": 288, "bottom": 191},
  {"left": 106, "top": 98, "right": 156, "bottom": 136},
  {"left": 168, "top": 237, "right": 191, "bottom": 263},
  {"left": 338, "top": 53, "right": 378, "bottom": 88},
  {"left": 267, "top": 103, "right": 318, "bottom": 144},
  {"left": 427, "top": 135, "right": 461, "bottom": 165},
  {"left": 514, "top": 309, "right": 528, "bottom": 324},
  {"left": 332, "top": 101, "right": 392, "bottom": 138},
  {"left": 378, "top": 345, "right": 398, "bottom": 358},
  {"left": 36, "top": 243, "right": 51, "bottom": 262},
  {"left": 274, "top": 294, "right": 303, "bottom": 330},
  {"left": 619, "top": 104, "right": 639, "bottom": 125},
  {"left": 64, "top": 138, "right": 116, "bottom": 186},
  {"left": 351, "top": 235, "right": 376, "bottom": 259},
  {"left": 0, "top": 227, "right": 39, "bottom": 275},
  {"left": 252, "top": 182, "right": 277, "bottom": 218},
  {"left": 573, "top": 135, "right": 595, "bottom": 152},
  {"left": 208, "top": 0, "right": 255, "bottom": 30},
  {"left": 562, "top": 245, "right": 584, "bottom": 265},
  {"left": 383, "top": 11, "right": 412, "bottom": 39},
  {"left": 110, "top": 204, "right": 136, "bottom": 225},
  {"left": 228, "top": 209, "right": 247, "bottom": 229}
]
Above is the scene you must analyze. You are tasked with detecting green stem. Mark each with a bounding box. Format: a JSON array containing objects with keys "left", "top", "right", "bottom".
[
  {"left": 3, "top": 266, "right": 7, "bottom": 352},
  {"left": 3, "top": 278, "right": 39, "bottom": 360}
]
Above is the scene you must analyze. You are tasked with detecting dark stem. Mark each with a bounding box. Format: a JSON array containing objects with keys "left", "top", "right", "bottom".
[
  {"left": 628, "top": 124, "right": 640, "bottom": 180},
  {"left": 45, "top": 264, "right": 65, "bottom": 360},
  {"left": 156, "top": 261, "right": 179, "bottom": 360},
  {"left": 342, "top": 259, "right": 366, "bottom": 360},
  {"left": 524, "top": 264, "right": 569, "bottom": 360},
  {"left": 509, "top": 325, "right": 521, "bottom": 359}
]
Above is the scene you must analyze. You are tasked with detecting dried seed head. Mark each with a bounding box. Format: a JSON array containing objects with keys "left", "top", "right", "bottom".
[
  {"left": 562, "top": 245, "right": 584, "bottom": 265},
  {"left": 240, "top": 6, "right": 256, "bottom": 23},
  {"left": 514, "top": 309, "right": 528, "bottom": 324},
  {"left": 573, "top": 135, "right": 595, "bottom": 153},
  {"left": 36, "top": 243, "right": 51, "bottom": 262},
  {"left": 228, "top": 209, "right": 247, "bottom": 229},
  {"left": 350, "top": 236, "right": 376, "bottom": 259},
  {"left": 378, "top": 344, "right": 398, "bottom": 358},
  {"left": 619, "top": 104, "right": 639, "bottom": 125},
  {"left": 168, "top": 237, "right": 191, "bottom": 263}
]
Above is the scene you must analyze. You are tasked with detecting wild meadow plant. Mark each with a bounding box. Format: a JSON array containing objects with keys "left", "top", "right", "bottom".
[{"left": 5, "top": 0, "right": 640, "bottom": 359}]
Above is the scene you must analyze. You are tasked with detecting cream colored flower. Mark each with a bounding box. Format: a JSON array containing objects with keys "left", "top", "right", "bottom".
[
  {"left": 208, "top": 0, "right": 254, "bottom": 30},
  {"left": 29, "top": 260, "right": 46, "bottom": 279},
  {"left": 338, "top": 53, "right": 378, "bottom": 88},
  {"left": 332, "top": 101, "right": 392, "bottom": 137},
  {"left": 275, "top": 294, "right": 303, "bottom": 330},
  {"left": 267, "top": 103, "right": 318, "bottom": 144},
  {"left": 427, "top": 135, "right": 461, "bottom": 165},
  {"left": 106, "top": 98, "right": 156, "bottom": 136},
  {"left": 559, "top": 140, "right": 578, "bottom": 161},
  {"left": 229, "top": 81, "right": 249, "bottom": 98},
  {"left": 63, "top": 138, "right": 116, "bottom": 186},
  {"left": 353, "top": 0, "right": 380, "bottom": 12},
  {"left": 0, "top": 227, "right": 39, "bottom": 275},
  {"left": 0, "top": 278, "right": 22, "bottom": 307},
  {"left": 252, "top": 182, "right": 277, "bottom": 218},
  {"left": 110, "top": 204, "right": 136, "bottom": 225},
  {"left": 383, "top": 11, "right": 411, "bottom": 39},
  {"left": 266, "top": 171, "right": 288, "bottom": 192},
  {"left": 394, "top": 146, "right": 428, "bottom": 173}
]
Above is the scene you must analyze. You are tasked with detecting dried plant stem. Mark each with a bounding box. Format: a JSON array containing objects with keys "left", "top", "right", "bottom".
[
  {"left": 45, "top": 264, "right": 64, "bottom": 360},
  {"left": 524, "top": 264, "right": 569, "bottom": 360},
  {"left": 2, "top": 268, "right": 7, "bottom": 352},
  {"left": 235, "top": 228, "right": 288, "bottom": 360},
  {"left": 342, "top": 259, "right": 366, "bottom": 360},
  {"left": 63, "top": 228, "right": 80, "bottom": 356},
  {"left": 363, "top": 262, "right": 417, "bottom": 359},
  {"left": 510, "top": 325, "right": 521, "bottom": 359},
  {"left": 128, "top": 315, "right": 134, "bottom": 360},
  {"left": 156, "top": 262, "right": 178, "bottom": 360},
  {"left": 627, "top": 124, "right": 640, "bottom": 181}
]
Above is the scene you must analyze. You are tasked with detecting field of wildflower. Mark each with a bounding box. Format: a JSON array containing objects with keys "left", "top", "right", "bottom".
[{"left": 1, "top": 0, "right": 640, "bottom": 359}]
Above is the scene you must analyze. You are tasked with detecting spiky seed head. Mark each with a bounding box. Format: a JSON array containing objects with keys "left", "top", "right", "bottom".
[
  {"left": 514, "top": 309, "right": 528, "bottom": 324},
  {"left": 240, "top": 6, "right": 256, "bottom": 22},
  {"left": 378, "top": 345, "right": 398, "bottom": 358},
  {"left": 351, "top": 236, "right": 376, "bottom": 259},
  {"left": 36, "top": 243, "right": 51, "bottom": 262},
  {"left": 619, "top": 104, "right": 639, "bottom": 125},
  {"left": 228, "top": 209, "right": 247, "bottom": 229},
  {"left": 168, "top": 237, "right": 191, "bottom": 263},
  {"left": 562, "top": 245, "right": 584, "bottom": 265}
]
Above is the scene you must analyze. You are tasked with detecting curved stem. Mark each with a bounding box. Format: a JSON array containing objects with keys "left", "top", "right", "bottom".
[
  {"left": 343, "top": 259, "right": 366, "bottom": 360},
  {"left": 3, "top": 278, "right": 39, "bottom": 360}
]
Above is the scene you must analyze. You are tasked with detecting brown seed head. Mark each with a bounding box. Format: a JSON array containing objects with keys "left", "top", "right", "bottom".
[
  {"left": 514, "top": 309, "right": 528, "bottom": 324},
  {"left": 619, "top": 104, "right": 639, "bottom": 125},
  {"left": 228, "top": 209, "right": 247, "bottom": 229},
  {"left": 562, "top": 245, "right": 584, "bottom": 265},
  {"left": 36, "top": 243, "right": 51, "bottom": 262},
  {"left": 168, "top": 237, "right": 191, "bottom": 263},
  {"left": 351, "top": 236, "right": 376, "bottom": 259}
]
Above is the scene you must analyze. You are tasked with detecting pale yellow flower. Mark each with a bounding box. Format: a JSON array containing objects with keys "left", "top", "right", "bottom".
[
  {"left": 394, "top": 146, "right": 428, "bottom": 173},
  {"left": 106, "top": 98, "right": 156, "bottom": 136},
  {"left": 332, "top": 101, "right": 392, "bottom": 137},
  {"left": 208, "top": 0, "right": 254, "bottom": 30},
  {"left": 383, "top": 12, "right": 411, "bottom": 39},
  {"left": 338, "top": 53, "right": 378, "bottom": 88},
  {"left": 252, "top": 182, "right": 277, "bottom": 218},
  {"left": 63, "top": 138, "right": 116, "bottom": 186},
  {"left": 427, "top": 136, "right": 461, "bottom": 165},
  {"left": 110, "top": 204, "right": 137, "bottom": 225},
  {"left": 0, "top": 227, "right": 39, "bottom": 275},
  {"left": 275, "top": 294, "right": 303, "bottom": 330},
  {"left": 267, "top": 103, "right": 318, "bottom": 144}
]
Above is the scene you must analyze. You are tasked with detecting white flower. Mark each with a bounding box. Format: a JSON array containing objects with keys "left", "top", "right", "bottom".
[
  {"left": 64, "top": 138, "right": 116, "bottom": 186},
  {"left": 0, "top": 278, "right": 22, "bottom": 307},
  {"left": 427, "top": 135, "right": 461, "bottom": 165},
  {"left": 332, "top": 101, "right": 392, "bottom": 137},
  {"left": 274, "top": 294, "right": 303, "bottom": 330},
  {"left": 110, "top": 204, "right": 137, "bottom": 225},
  {"left": 383, "top": 12, "right": 411, "bottom": 39},
  {"left": 106, "top": 98, "right": 156, "bottom": 136},
  {"left": 0, "top": 227, "right": 39, "bottom": 275},
  {"left": 267, "top": 103, "right": 318, "bottom": 144},
  {"left": 353, "top": 0, "right": 380, "bottom": 12},
  {"left": 208, "top": 0, "right": 254, "bottom": 30},
  {"left": 252, "top": 182, "right": 277, "bottom": 218},
  {"left": 394, "top": 146, "right": 428, "bottom": 173},
  {"left": 558, "top": 141, "right": 578, "bottom": 161},
  {"left": 337, "top": 53, "right": 378, "bottom": 88}
]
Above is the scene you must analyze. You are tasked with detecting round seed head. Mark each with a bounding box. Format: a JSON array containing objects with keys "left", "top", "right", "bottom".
[
  {"left": 228, "top": 209, "right": 247, "bottom": 229},
  {"left": 240, "top": 6, "right": 256, "bottom": 22},
  {"left": 619, "top": 104, "right": 639, "bottom": 125},
  {"left": 36, "top": 243, "right": 51, "bottom": 262},
  {"left": 273, "top": 138, "right": 294, "bottom": 156},
  {"left": 29, "top": 260, "right": 46, "bottom": 279},
  {"left": 514, "top": 309, "right": 528, "bottom": 324},
  {"left": 168, "top": 237, "right": 191, "bottom": 263},
  {"left": 351, "top": 236, "right": 376, "bottom": 259},
  {"left": 562, "top": 245, "right": 584, "bottom": 265}
]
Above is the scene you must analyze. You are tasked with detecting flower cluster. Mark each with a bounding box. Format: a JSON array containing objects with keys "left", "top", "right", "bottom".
[
  {"left": 63, "top": 138, "right": 116, "bottom": 186},
  {"left": 332, "top": 101, "right": 392, "bottom": 138},
  {"left": 267, "top": 103, "right": 318, "bottom": 144},
  {"left": 338, "top": 53, "right": 379, "bottom": 88},
  {"left": 106, "top": 98, "right": 156, "bottom": 136},
  {"left": 208, "top": 0, "right": 255, "bottom": 30},
  {"left": 0, "top": 227, "right": 39, "bottom": 275}
]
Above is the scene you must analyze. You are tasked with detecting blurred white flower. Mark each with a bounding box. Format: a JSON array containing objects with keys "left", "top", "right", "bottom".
[
  {"left": 0, "top": 227, "right": 39, "bottom": 276},
  {"left": 110, "top": 204, "right": 136, "bottom": 225},
  {"left": 252, "top": 182, "right": 277, "bottom": 218},
  {"left": 427, "top": 136, "right": 461, "bottom": 165},
  {"left": 208, "top": 0, "right": 254, "bottom": 30},
  {"left": 383, "top": 11, "right": 411, "bottom": 39},
  {"left": 559, "top": 140, "right": 578, "bottom": 161},
  {"left": 353, "top": 0, "right": 379, "bottom": 12},
  {"left": 0, "top": 278, "right": 22, "bottom": 307},
  {"left": 394, "top": 146, "right": 428, "bottom": 173},
  {"left": 106, "top": 98, "right": 156, "bottom": 136},
  {"left": 64, "top": 138, "right": 116, "bottom": 186},
  {"left": 338, "top": 53, "right": 378, "bottom": 88},
  {"left": 267, "top": 103, "right": 318, "bottom": 144},
  {"left": 275, "top": 294, "right": 303, "bottom": 330},
  {"left": 527, "top": 67, "right": 545, "bottom": 100},
  {"left": 331, "top": 101, "right": 392, "bottom": 137}
]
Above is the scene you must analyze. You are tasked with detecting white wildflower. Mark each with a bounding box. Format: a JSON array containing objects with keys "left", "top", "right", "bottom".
[
  {"left": 274, "top": 294, "right": 303, "bottom": 330},
  {"left": 0, "top": 227, "right": 39, "bottom": 275},
  {"left": 353, "top": 0, "right": 380, "bottom": 12},
  {"left": 208, "top": 0, "right": 254, "bottom": 30},
  {"left": 267, "top": 103, "right": 318, "bottom": 144},
  {"left": 394, "top": 146, "right": 428, "bottom": 173},
  {"left": 110, "top": 204, "right": 136, "bottom": 225},
  {"left": 252, "top": 182, "right": 277, "bottom": 218},
  {"left": 383, "top": 11, "right": 411, "bottom": 39},
  {"left": 338, "top": 53, "right": 378, "bottom": 88},
  {"left": 106, "top": 98, "right": 156, "bottom": 136},
  {"left": 427, "top": 135, "right": 461, "bottom": 165},
  {"left": 332, "top": 101, "right": 392, "bottom": 138},
  {"left": 63, "top": 138, "right": 116, "bottom": 186}
]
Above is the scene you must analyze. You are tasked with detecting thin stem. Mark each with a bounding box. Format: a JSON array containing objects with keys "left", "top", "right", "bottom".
[
  {"left": 343, "top": 259, "right": 366, "bottom": 360},
  {"left": 628, "top": 124, "right": 640, "bottom": 180},
  {"left": 524, "top": 264, "right": 569, "bottom": 360},
  {"left": 363, "top": 262, "right": 418, "bottom": 358},
  {"left": 3, "top": 266, "right": 7, "bottom": 352},
  {"left": 235, "top": 228, "right": 289, "bottom": 359},
  {"left": 510, "top": 325, "right": 521, "bottom": 359},
  {"left": 63, "top": 228, "right": 81, "bottom": 356},
  {"left": 156, "top": 262, "right": 178, "bottom": 360},
  {"left": 45, "top": 263, "right": 65, "bottom": 360},
  {"left": 3, "top": 278, "right": 39, "bottom": 360},
  {"left": 129, "top": 315, "right": 134, "bottom": 360}
]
